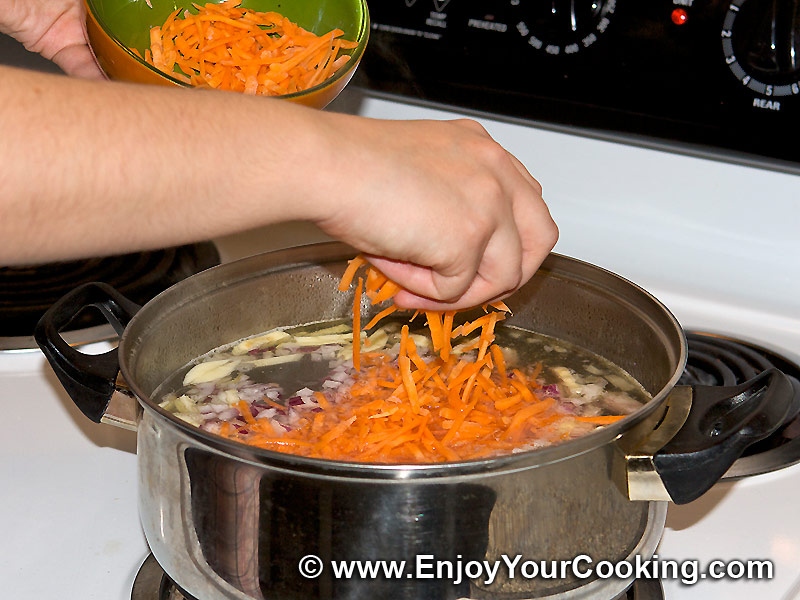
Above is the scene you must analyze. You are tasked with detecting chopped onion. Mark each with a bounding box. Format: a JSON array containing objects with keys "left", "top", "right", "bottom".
[
  {"left": 256, "top": 408, "right": 277, "bottom": 420},
  {"left": 217, "top": 408, "right": 238, "bottom": 421}
]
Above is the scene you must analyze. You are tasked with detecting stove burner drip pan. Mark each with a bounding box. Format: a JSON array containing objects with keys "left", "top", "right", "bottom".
[
  {"left": 0, "top": 243, "right": 220, "bottom": 350},
  {"left": 131, "top": 555, "right": 665, "bottom": 600},
  {"left": 682, "top": 331, "right": 800, "bottom": 479}
]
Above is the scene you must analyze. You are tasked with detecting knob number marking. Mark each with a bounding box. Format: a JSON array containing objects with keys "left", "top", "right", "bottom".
[
  {"left": 503, "top": 0, "right": 616, "bottom": 56},
  {"left": 722, "top": 0, "right": 800, "bottom": 99}
]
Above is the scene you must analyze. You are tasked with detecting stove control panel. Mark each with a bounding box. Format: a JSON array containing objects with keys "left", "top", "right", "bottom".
[{"left": 355, "top": 0, "right": 800, "bottom": 171}]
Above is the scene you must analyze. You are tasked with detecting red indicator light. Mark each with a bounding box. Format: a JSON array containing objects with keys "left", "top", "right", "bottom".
[{"left": 671, "top": 8, "right": 689, "bottom": 25}]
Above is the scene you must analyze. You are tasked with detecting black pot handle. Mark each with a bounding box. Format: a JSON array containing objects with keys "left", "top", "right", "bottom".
[
  {"left": 653, "top": 368, "right": 798, "bottom": 504},
  {"left": 34, "top": 282, "right": 141, "bottom": 423}
]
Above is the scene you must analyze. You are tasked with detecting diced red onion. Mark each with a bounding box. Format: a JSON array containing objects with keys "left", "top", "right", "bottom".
[
  {"left": 248, "top": 347, "right": 275, "bottom": 356},
  {"left": 541, "top": 384, "right": 559, "bottom": 397}
]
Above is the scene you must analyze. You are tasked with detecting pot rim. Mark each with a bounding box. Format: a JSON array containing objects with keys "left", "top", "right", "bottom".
[{"left": 119, "top": 243, "right": 688, "bottom": 479}]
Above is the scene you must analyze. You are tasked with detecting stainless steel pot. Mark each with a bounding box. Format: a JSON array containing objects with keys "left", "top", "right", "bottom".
[{"left": 36, "top": 244, "right": 798, "bottom": 600}]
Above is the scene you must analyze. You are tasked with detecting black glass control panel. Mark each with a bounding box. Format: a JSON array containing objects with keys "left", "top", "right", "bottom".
[{"left": 354, "top": 0, "right": 800, "bottom": 171}]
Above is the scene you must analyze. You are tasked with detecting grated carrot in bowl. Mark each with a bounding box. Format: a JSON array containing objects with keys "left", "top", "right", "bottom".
[{"left": 143, "top": 0, "right": 359, "bottom": 95}]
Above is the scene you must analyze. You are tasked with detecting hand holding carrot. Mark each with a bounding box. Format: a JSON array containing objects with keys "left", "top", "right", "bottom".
[{"left": 309, "top": 115, "right": 558, "bottom": 311}]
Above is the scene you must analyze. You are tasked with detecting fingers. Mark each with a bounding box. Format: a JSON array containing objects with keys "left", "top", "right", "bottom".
[
  {"left": 51, "top": 44, "right": 106, "bottom": 79},
  {"left": 369, "top": 167, "right": 555, "bottom": 311},
  {"left": 507, "top": 152, "right": 543, "bottom": 195},
  {"left": 404, "top": 173, "right": 555, "bottom": 309},
  {"left": 314, "top": 115, "right": 557, "bottom": 311},
  {"left": 514, "top": 184, "right": 559, "bottom": 286},
  {"left": 371, "top": 217, "right": 524, "bottom": 311}
]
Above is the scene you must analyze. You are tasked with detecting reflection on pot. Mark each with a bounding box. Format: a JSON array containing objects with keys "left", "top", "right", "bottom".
[{"left": 184, "top": 447, "right": 496, "bottom": 599}]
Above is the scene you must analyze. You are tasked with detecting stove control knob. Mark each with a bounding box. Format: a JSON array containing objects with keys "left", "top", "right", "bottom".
[
  {"left": 509, "top": 0, "right": 617, "bottom": 55},
  {"left": 722, "top": 0, "right": 800, "bottom": 96}
]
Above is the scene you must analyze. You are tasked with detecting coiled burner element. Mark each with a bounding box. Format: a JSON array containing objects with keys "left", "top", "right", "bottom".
[
  {"left": 130, "top": 554, "right": 665, "bottom": 600},
  {"left": 0, "top": 243, "right": 219, "bottom": 349},
  {"left": 681, "top": 331, "right": 800, "bottom": 479}
]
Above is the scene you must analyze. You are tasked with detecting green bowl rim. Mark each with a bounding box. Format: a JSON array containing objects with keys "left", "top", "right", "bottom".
[{"left": 86, "top": 0, "right": 370, "bottom": 98}]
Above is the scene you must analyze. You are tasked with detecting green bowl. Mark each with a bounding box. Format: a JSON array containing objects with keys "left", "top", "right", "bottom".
[{"left": 85, "top": 0, "right": 369, "bottom": 108}]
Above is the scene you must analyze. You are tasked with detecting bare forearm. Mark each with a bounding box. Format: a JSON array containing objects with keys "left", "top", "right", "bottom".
[
  {"left": 0, "top": 66, "right": 332, "bottom": 264},
  {"left": 0, "top": 65, "right": 558, "bottom": 309}
]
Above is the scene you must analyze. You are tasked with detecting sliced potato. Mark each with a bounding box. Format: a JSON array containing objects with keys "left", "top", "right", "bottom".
[
  {"left": 183, "top": 359, "right": 239, "bottom": 385},
  {"left": 294, "top": 332, "right": 363, "bottom": 345},
  {"left": 251, "top": 354, "right": 304, "bottom": 368},
  {"left": 232, "top": 330, "right": 292, "bottom": 355}
]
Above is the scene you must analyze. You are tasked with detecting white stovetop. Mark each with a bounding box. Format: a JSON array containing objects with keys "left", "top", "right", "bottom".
[{"left": 2, "top": 91, "right": 799, "bottom": 600}]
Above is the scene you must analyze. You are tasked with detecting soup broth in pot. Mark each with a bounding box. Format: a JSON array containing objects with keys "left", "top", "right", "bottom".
[{"left": 155, "top": 318, "right": 650, "bottom": 462}]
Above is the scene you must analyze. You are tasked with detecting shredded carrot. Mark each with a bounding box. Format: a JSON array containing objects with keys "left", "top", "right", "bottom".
[
  {"left": 365, "top": 267, "right": 388, "bottom": 302},
  {"left": 352, "top": 277, "right": 363, "bottom": 372},
  {"left": 213, "top": 254, "right": 627, "bottom": 462},
  {"left": 440, "top": 311, "right": 455, "bottom": 360},
  {"left": 490, "top": 344, "right": 506, "bottom": 384},
  {"left": 145, "top": 1, "right": 358, "bottom": 96},
  {"left": 262, "top": 397, "right": 285, "bottom": 410},
  {"left": 426, "top": 311, "right": 444, "bottom": 352},
  {"left": 238, "top": 400, "right": 256, "bottom": 425},
  {"left": 399, "top": 324, "right": 410, "bottom": 358},
  {"left": 372, "top": 280, "right": 401, "bottom": 304},
  {"left": 398, "top": 355, "right": 419, "bottom": 413},
  {"left": 364, "top": 305, "right": 397, "bottom": 330},
  {"left": 490, "top": 300, "right": 512, "bottom": 313},
  {"left": 314, "top": 391, "right": 331, "bottom": 411},
  {"left": 339, "top": 255, "right": 367, "bottom": 291}
]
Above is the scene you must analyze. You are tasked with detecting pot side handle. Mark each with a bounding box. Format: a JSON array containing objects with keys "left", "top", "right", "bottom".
[
  {"left": 34, "top": 282, "right": 141, "bottom": 423},
  {"left": 625, "top": 368, "right": 798, "bottom": 505},
  {"left": 653, "top": 368, "right": 798, "bottom": 504}
]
